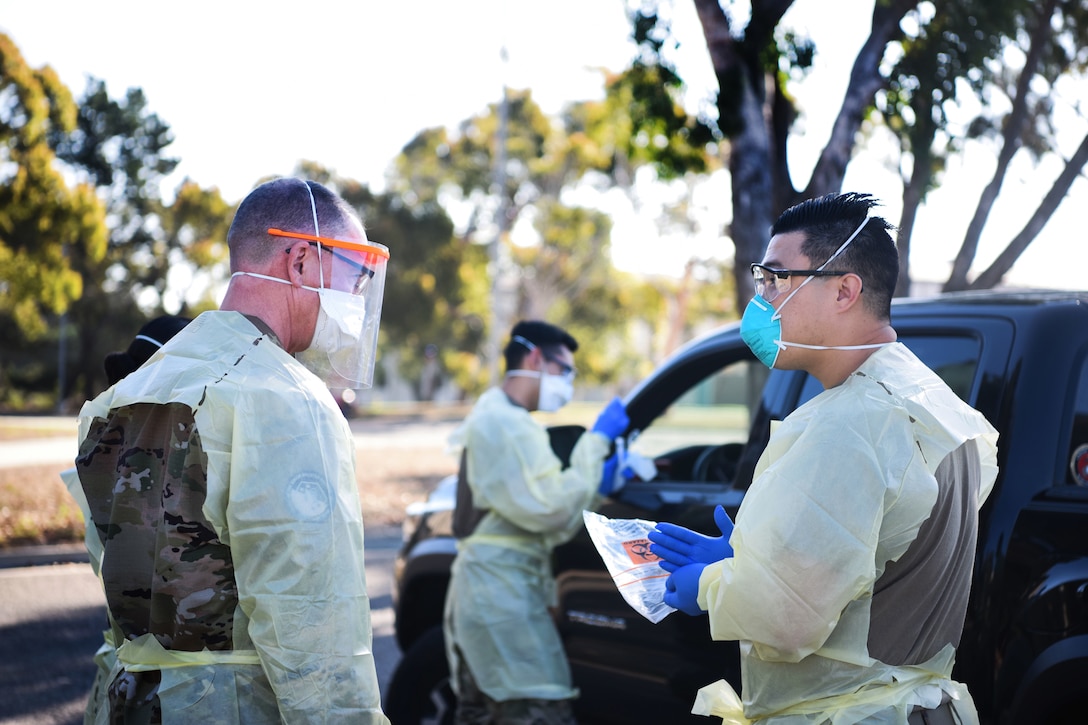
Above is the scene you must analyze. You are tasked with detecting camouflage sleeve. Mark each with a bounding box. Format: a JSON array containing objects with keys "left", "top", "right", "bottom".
[{"left": 76, "top": 402, "right": 238, "bottom": 651}]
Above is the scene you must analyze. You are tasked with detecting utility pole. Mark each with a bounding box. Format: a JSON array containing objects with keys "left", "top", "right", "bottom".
[{"left": 486, "top": 46, "right": 516, "bottom": 387}]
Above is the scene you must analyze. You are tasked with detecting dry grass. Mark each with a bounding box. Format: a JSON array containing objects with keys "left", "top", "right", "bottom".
[
  {"left": 355, "top": 445, "right": 457, "bottom": 527},
  {"left": 0, "top": 420, "right": 75, "bottom": 442},
  {"left": 0, "top": 463, "right": 86, "bottom": 547},
  {"left": 0, "top": 447, "right": 456, "bottom": 549}
]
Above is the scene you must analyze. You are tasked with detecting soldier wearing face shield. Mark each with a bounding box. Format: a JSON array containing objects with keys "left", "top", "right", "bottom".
[
  {"left": 649, "top": 193, "right": 999, "bottom": 724},
  {"left": 70, "top": 178, "right": 390, "bottom": 724},
  {"left": 442, "top": 320, "right": 630, "bottom": 725}
]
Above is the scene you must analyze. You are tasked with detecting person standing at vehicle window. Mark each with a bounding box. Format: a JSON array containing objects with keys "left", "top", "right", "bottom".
[
  {"left": 649, "top": 192, "right": 999, "bottom": 725},
  {"left": 443, "top": 320, "right": 630, "bottom": 725},
  {"left": 70, "top": 178, "right": 392, "bottom": 724}
]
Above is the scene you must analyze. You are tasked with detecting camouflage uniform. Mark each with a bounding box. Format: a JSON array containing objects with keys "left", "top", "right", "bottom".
[
  {"left": 77, "top": 402, "right": 233, "bottom": 723},
  {"left": 454, "top": 649, "right": 576, "bottom": 725},
  {"left": 73, "top": 311, "right": 388, "bottom": 725}
]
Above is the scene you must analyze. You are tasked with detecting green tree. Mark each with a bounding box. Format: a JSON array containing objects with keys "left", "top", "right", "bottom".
[
  {"left": 879, "top": 1, "right": 1028, "bottom": 295},
  {"left": 160, "top": 179, "right": 234, "bottom": 311},
  {"left": 635, "top": 0, "right": 1088, "bottom": 301},
  {"left": 0, "top": 33, "right": 107, "bottom": 408},
  {"left": 50, "top": 77, "right": 182, "bottom": 401},
  {"left": 938, "top": 0, "right": 1088, "bottom": 291},
  {"left": 391, "top": 82, "right": 720, "bottom": 387}
]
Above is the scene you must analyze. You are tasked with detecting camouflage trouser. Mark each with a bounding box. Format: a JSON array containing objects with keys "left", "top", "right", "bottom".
[
  {"left": 106, "top": 670, "right": 162, "bottom": 724},
  {"left": 455, "top": 653, "right": 576, "bottom": 725}
]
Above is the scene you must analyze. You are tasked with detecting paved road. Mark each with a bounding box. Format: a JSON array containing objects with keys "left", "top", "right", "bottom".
[
  {"left": 0, "top": 416, "right": 458, "bottom": 469},
  {"left": 0, "top": 414, "right": 454, "bottom": 724},
  {"left": 0, "top": 528, "right": 404, "bottom": 725}
]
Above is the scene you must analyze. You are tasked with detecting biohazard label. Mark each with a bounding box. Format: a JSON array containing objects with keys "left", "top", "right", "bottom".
[
  {"left": 622, "top": 538, "right": 661, "bottom": 565},
  {"left": 1071, "top": 443, "right": 1088, "bottom": 486}
]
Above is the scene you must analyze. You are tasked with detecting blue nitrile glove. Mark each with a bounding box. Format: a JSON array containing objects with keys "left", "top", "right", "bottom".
[
  {"left": 592, "top": 396, "right": 629, "bottom": 440},
  {"left": 663, "top": 562, "right": 707, "bottom": 616},
  {"left": 648, "top": 505, "right": 734, "bottom": 573},
  {"left": 599, "top": 454, "right": 619, "bottom": 496},
  {"left": 598, "top": 453, "right": 638, "bottom": 496}
]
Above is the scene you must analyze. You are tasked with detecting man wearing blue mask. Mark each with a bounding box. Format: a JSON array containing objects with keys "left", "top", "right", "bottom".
[
  {"left": 649, "top": 193, "right": 999, "bottom": 724},
  {"left": 443, "top": 320, "right": 629, "bottom": 724}
]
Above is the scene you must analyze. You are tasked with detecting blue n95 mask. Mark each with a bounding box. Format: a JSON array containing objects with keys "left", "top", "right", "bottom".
[
  {"left": 740, "top": 295, "right": 787, "bottom": 368},
  {"left": 741, "top": 214, "right": 892, "bottom": 369}
]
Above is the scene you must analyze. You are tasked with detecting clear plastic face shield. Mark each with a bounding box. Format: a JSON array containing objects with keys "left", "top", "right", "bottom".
[
  {"left": 230, "top": 181, "right": 389, "bottom": 387},
  {"left": 267, "top": 226, "right": 389, "bottom": 388}
]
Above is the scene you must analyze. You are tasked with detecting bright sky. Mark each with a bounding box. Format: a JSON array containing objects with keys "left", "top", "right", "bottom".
[{"left": 3, "top": 0, "right": 1085, "bottom": 290}]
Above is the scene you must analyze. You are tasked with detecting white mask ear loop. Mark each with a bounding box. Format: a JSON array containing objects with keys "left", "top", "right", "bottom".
[
  {"left": 771, "top": 212, "right": 871, "bottom": 321},
  {"left": 301, "top": 180, "right": 325, "bottom": 289},
  {"left": 818, "top": 213, "right": 870, "bottom": 272},
  {"left": 133, "top": 334, "right": 164, "bottom": 348}
]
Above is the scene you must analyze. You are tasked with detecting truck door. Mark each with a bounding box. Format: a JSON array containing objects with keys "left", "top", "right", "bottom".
[{"left": 554, "top": 334, "right": 763, "bottom": 723}]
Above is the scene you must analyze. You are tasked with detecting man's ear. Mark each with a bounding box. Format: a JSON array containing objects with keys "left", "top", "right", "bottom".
[
  {"left": 285, "top": 241, "right": 311, "bottom": 287},
  {"left": 524, "top": 346, "right": 543, "bottom": 369},
  {"left": 836, "top": 273, "right": 865, "bottom": 309}
]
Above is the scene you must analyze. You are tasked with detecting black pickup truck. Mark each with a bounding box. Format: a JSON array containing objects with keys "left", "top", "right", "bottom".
[{"left": 386, "top": 290, "right": 1088, "bottom": 725}]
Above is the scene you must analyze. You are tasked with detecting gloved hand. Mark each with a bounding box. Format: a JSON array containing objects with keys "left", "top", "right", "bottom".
[
  {"left": 663, "top": 562, "right": 706, "bottom": 616},
  {"left": 599, "top": 454, "right": 620, "bottom": 496},
  {"left": 648, "top": 505, "right": 734, "bottom": 573},
  {"left": 598, "top": 453, "right": 640, "bottom": 496},
  {"left": 592, "top": 396, "right": 629, "bottom": 440}
]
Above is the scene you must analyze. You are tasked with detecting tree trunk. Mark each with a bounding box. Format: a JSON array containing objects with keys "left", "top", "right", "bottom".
[
  {"left": 896, "top": 170, "right": 925, "bottom": 298},
  {"left": 969, "top": 131, "right": 1088, "bottom": 289},
  {"left": 693, "top": 0, "right": 780, "bottom": 313},
  {"left": 804, "top": 0, "right": 916, "bottom": 198},
  {"left": 945, "top": 0, "right": 1057, "bottom": 291},
  {"left": 895, "top": 99, "right": 939, "bottom": 298}
]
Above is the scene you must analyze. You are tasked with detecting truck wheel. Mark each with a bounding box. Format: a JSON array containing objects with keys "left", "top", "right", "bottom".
[{"left": 385, "top": 626, "right": 456, "bottom": 725}]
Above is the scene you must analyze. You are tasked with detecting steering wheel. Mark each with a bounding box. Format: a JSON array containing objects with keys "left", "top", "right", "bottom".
[{"left": 691, "top": 443, "right": 744, "bottom": 483}]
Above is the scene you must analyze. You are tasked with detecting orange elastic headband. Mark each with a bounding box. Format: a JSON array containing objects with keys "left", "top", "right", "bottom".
[{"left": 268, "top": 228, "right": 390, "bottom": 259}]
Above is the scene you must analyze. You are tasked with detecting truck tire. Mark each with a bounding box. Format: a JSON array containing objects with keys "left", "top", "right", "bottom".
[{"left": 385, "top": 626, "right": 456, "bottom": 725}]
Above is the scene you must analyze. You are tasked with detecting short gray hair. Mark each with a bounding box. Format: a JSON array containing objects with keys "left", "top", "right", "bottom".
[{"left": 227, "top": 178, "right": 361, "bottom": 270}]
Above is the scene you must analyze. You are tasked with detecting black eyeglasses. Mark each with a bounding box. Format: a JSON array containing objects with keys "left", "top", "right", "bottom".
[
  {"left": 750, "top": 263, "right": 847, "bottom": 302},
  {"left": 286, "top": 241, "right": 376, "bottom": 295},
  {"left": 544, "top": 353, "right": 576, "bottom": 380}
]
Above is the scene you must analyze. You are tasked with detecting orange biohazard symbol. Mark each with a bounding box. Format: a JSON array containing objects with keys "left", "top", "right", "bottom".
[{"left": 623, "top": 538, "right": 662, "bottom": 564}]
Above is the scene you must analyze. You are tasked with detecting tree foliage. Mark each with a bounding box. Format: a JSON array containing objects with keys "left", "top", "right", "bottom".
[
  {"left": 0, "top": 34, "right": 108, "bottom": 409},
  {"left": 940, "top": 0, "right": 1088, "bottom": 291},
  {"left": 39, "top": 74, "right": 234, "bottom": 402},
  {"left": 636, "top": 0, "right": 1088, "bottom": 303},
  {"left": 389, "top": 66, "right": 724, "bottom": 390},
  {"left": 0, "top": 34, "right": 107, "bottom": 340}
]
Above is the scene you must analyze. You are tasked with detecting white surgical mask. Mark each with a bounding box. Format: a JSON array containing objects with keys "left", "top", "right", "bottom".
[
  {"left": 304, "top": 286, "right": 367, "bottom": 355},
  {"left": 229, "top": 271, "right": 367, "bottom": 364},
  {"left": 505, "top": 335, "right": 575, "bottom": 412},
  {"left": 506, "top": 369, "right": 574, "bottom": 412}
]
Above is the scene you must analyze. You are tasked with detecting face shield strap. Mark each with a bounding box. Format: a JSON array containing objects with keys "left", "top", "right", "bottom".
[
  {"left": 512, "top": 335, "right": 537, "bottom": 352},
  {"left": 300, "top": 180, "right": 327, "bottom": 289},
  {"left": 512, "top": 334, "right": 553, "bottom": 374}
]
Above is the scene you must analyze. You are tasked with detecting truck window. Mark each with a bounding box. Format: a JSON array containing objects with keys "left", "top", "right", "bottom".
[
  {"left": 1066, "top": 359, "right": 1088, "bottom": 487},
  {"left": 628, "top": 359, "right": 762, "bottom": 461},
  {"left": 795, "top": 336, "right": 983, "bottom": 408}
]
